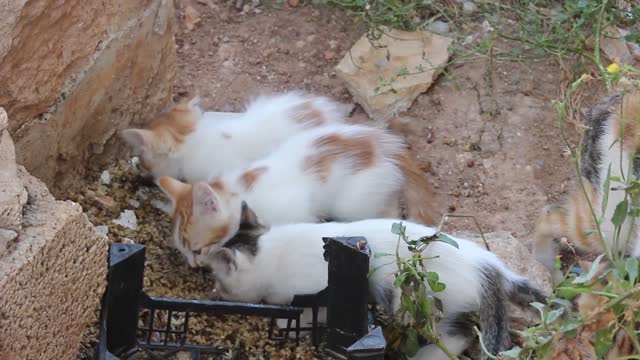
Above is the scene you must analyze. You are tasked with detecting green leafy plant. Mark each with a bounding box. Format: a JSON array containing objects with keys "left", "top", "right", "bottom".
[{"left": 372, "top": 222, "right": 461, "bottom": 359}]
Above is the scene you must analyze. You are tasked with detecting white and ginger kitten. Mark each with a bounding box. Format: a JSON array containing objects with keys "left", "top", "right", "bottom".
[
  {"left": 120, "top": 91, "right": 349, "bottom": 183},
  {"left": 203, "top": 203, "right": 546, "bottom": 360},
  {"left": 158, "top": 123, "right": 437, "bottom": 267}
]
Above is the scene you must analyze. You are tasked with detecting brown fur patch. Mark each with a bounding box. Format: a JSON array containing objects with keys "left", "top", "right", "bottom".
[
  {"left": 172, "top": 183, "right": 231, "bottom": 250},
  {"left": 305, "top": 133, "right": 376, "bottom": 181},
  {"left": 395, "top": 151, "right": 437, "bottom": 225},
  {"left": 293, "top": 101, "right": 325, "bottom": 127},
  {"left": 148, "top": 100, "right": 198, "bottom": 144},
  {"left": 209, "top": 178, "right": 225, "bottom": 192},
  {"left": 239, "top": 166, "right": 269, "bottom": 191}
]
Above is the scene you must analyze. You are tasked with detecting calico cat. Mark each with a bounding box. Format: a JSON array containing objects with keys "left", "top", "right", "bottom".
[
  {"left": 158, "top": 123, "right": 437, "bottom": 268},
  {"left": 203, "top": 203, "right": 546, "bottom": 360},
  {"left": 534, "top": 91, "right": 640, "bottom": 283},
  {"left": 120, "top": 91, "right": 349, "bottom": 183}
]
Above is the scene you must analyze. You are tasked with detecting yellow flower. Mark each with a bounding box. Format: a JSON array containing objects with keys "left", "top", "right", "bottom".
[{"left": 607, "top": 62, "right": 620, "bottom": 74}]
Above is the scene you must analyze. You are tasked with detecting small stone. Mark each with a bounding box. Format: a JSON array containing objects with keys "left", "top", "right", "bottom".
[
  {"left": 123, "top": 237, "right": 135, "bottom": 244},
  {"left": 288, "top": 0, "right": 300, "bottom": 7},
  {"left": 466, "top": 159, "right": 475, "bottom": 168},
  {"left": 100, "top": 170, "right": 111, "bottom": 185},
  {"left": 427, "top": 21, "right": 450, "bottom": 34},
  {"left": 127, "top": 198, "right": 141, "bottom": 209},
  {"left": 94, "top": 195, "right": 118, "bottom": 211},
  {"left": 323, "top": 51, "right": 335, "bottom": 61},
  {"left": 448, "top": 204, "right": 456, "bottom": 212},
  {"left": 95, "top": 225, "right": 109, "bottom": 237},
  {"left": 113, "top": 210, "right": 138, "bottom": 230},
  {"left": 462, "top": 1, "right": 478, "bottom": 15},
  {"left": 295, "top": 40, "right": 305, "bottom": 48},
  {"left": 184, "top": 5, "right": 201, "bottom": 32},
  {"left": 222, "top": 36, "right": 230, "bottom": 43},
  {"left": 328, "top": 40, "right": 338, "bottom": 49}
]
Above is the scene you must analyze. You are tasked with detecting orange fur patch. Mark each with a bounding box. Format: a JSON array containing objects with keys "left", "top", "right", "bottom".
[
  {"left": 568, "top": 182, "right": 601, "bottom": 251},
  {"left": 239, "top": 166, "right": 269, "bottom": 191},
  {"left": 305, "top": 133, "right": 376, "bottom": 181},
  {"left": 293, "top": 102, "right": 325, "bottom": 127},
  {"left": 395, "top": 151, "right": 436, "bottom": 225},
  {"left": 209, "top": 178, "right": 225, "bottom": 192},
  {"left": 171, "top": 183, "right": 231, "bottom": 249},
  {"left": 147, "top": 100, "right": 198, "bottom": 144}
]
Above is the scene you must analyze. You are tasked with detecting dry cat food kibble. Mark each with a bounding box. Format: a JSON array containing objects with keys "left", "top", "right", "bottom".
[{"left": 69, "top": 160, "right": 317, "bottom": 359}]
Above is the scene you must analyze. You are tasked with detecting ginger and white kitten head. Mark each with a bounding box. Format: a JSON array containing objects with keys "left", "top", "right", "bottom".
[
  {"left": 120, "top": 97, "right": 202, "bottom": 180},
  {"left": 158, "top": 175, "right": 241, "bottom": 268}
]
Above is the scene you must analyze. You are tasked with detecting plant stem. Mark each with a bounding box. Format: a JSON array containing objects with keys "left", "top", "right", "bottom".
[{"left": 473, "top": 326, "right": 498, "bottom": 360}]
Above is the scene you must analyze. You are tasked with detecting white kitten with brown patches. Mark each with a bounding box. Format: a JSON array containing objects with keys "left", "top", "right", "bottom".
[
  {"left": 158, "top": 124, "right": 437, "bottom": 268},
  {"left": 120, "top": 91, "right": 349, "bottom": 183}
]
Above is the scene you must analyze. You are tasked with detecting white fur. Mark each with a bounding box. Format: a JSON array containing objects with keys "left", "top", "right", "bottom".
[
  {"left": 205, "top": 219, "right": 532, "bottom": 360},
  {"left": 597, "top": 125, "right": 640, "bottom": 257},
  {"left": 139, "top": 92, "right": 348, "bottom": 183},
  {"left": 186, "top": 124, "right": 406, "bottom": 263}
]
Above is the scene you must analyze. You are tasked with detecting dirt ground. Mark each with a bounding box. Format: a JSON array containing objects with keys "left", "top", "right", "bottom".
[
  {"left": 73, "top": 1, "right": 617, "bottom": 358},
  {"left": 172, "top": 0, "right": 597, "bottom": 247}
]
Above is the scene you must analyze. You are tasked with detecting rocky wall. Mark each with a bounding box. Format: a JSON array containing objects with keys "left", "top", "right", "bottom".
[{"left": 0, "top": 0, "right": 176, "bottom": 196}]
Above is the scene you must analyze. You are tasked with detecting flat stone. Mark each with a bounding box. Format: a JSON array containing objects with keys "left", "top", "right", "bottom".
[
  {"left": 113, "top": 209, "right": 137, "bottom": 230},
  {"left": 336, "top": 27, "right": 452, "bottom": 121},
  {"left": 600, "top": 26, "right": 634, "bottom": 65}
]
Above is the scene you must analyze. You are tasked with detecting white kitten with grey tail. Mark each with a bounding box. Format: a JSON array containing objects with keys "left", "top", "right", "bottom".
[
  {"left": 120, "top": 91, "right": 349, "bottom": 183},
  {"left": 203, "top": 203, "right": 546, "bottom": 360}
]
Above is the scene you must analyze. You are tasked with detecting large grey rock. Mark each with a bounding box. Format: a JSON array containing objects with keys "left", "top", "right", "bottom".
[{"left": 336, "top": 27, "right": 452, "bottom": 122}]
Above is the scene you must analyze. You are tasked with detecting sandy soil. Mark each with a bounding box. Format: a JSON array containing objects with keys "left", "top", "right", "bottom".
[{"left": 172, "top": 0, "right": 595, "bottom": 246}]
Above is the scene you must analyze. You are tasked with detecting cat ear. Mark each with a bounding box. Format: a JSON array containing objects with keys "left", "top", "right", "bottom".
[
  {"left": 240, "top": 201, "right": 261, "bottom": 229},
  {"left": 120, "top": 129, "right": 154, "bottom": 152},
  {"left": 158, "top": 176, "right": 189, "bottom": 203},
  {"left": 175, "top": 95, "right": 202, "bottom": 113},
  {"left": 193, "top": 182, "right": 218, "bottom": 217},
  {"left": 209, "top": 248, "right": 238, "bottom": 273}
]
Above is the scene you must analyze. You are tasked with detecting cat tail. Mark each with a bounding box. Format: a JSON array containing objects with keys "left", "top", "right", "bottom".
[
  {"left": 533, "top": 204, "right": 568, "bottom": 284},
  {"left": 398, "top": 152, "right": 437, "bottom": 225},
  {"left": 476, "top": 265, "right": 512, "bottom": 359}
]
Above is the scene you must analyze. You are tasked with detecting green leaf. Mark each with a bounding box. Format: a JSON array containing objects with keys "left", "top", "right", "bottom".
[
  {"left": 530, "top": 302, "right": 546, "bottom": 312},
  {"left": 499, "top": 346, "right": 522, "bottom": 359},
  {"left": 550, "top": 298, "right": 572, "bottom": 308},
  {"left": 403, "top": 328, "right": 419, "bottom": 357},
  {"left": 602, "top": 164, "right": 612, "bottom": 213},
  {"left": 391, "top": 222, "right": 404, "bottom": 235},
  {"left": 545, "top": 308, "right": 564, "bottom": 324},
  {"left": 373, "top": 252, "right": 392, "bottom": 259},
  {"left": 611, "top": 199, "right": 629, "bottom": 227},
  {"left": 626, "top": 256, "right": 639, "bottom": 285},
  {"left": 573, "top": 254, "right": 605, "bottom": 284},
  {"left": 435, "top": 233, "right": 459, "bottom": 249},
  {"left": 594, "top": 328, "right": 613, "bottom": 358},
  {"left": 560, "top": 319, "right": 582, "bottom": 333}
]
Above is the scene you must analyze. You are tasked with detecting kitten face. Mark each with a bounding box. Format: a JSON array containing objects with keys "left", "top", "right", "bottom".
[
  {"left": 120, "top": 97, "right": 200, "bottom": 180},
  {"left": 206, "top": 248, "right": 251, "bottom": 302},
  {"left": 158, "top": 176, "right": 240, "bottom": 268}
]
